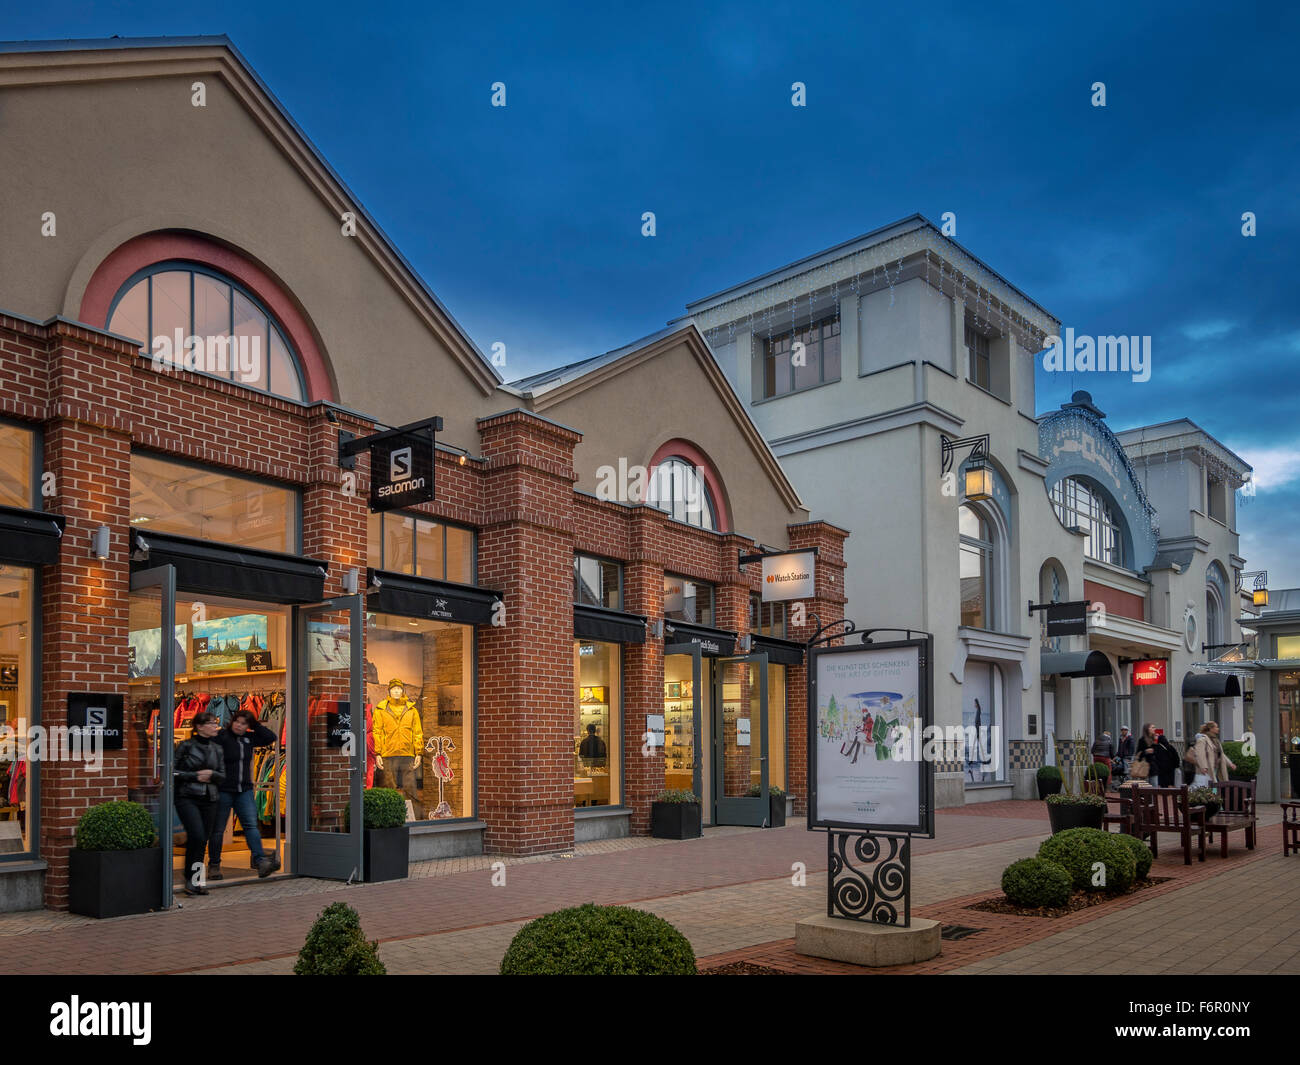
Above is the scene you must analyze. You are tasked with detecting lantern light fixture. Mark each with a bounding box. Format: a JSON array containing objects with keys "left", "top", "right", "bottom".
[
  {"left": 941, "top": 434, "right": 993, "bottom": 503},
  {"left": 1238, "top": 570, "right": 1269, "bottom": 608}
]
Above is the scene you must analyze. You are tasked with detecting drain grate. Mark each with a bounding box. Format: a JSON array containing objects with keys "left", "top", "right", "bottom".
[{"left": 940, "top": 924, "right": 985, "bottom": 941}]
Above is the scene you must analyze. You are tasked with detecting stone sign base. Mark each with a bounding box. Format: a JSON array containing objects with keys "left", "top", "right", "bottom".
[{"left": 794, "top": 913, "right": 942, "bottom": 967}]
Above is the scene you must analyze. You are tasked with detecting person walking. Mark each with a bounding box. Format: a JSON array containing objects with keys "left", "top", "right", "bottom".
[
  {"left": 1114, "top": 726, "right": 1135, "bottom": 782},
  {"left": 1137, "top": 724, "right": 1177, "bottom": 787},
  {"left": 174, "top": 711, "right": 225, "bottom": 896},
  {"left": 1091, "top": 730, "right": 1114, "bottom": 775},
  {"left": 210, "top": 708, "right": 281, "bottom": 880},
  {"left": 1190, "top": 721, "right": 1236, "bottom": 787}
]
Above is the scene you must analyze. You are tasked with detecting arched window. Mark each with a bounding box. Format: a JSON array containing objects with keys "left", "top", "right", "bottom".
[
  {"left": 960, "top": 504, "right": 994, "bottom": 629},
  {"left": 1205, "top": 589, "right": 1222, "bottom": 648},
  {"left": 647, "top": 456, "right": 718, "bottom": 530},
  {"left": 108, "top": 262, "right": 305, "bottom": 402},
  {"left": 1050, "top": 477, "right": 1123, "bottom": 566}
]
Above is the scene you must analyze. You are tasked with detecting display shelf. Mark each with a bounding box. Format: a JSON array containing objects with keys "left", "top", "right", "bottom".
[{"left": 129, "top": 667, "right": 287, "bottom": 686}]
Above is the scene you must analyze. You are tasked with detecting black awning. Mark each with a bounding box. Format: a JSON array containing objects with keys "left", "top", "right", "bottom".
[
  {"left": 1182, "top": 672, "right": 1242, "bottom": 699},
  {"left": 1041, "top": 650, "right": 1112, "bottom": 678},
  {"left": 752, "top": 635, "right": 805, "bottom": 665},
  {"left": 0, "top": 506, "right": 66, "bottom": 566},
  {"left": 575, "top": 604, "right": 646, "bottom": 644},
  {"left": 367, "top": 569, "right": 502, "bottom": 626},
  {"left": 665, "top": 621, "right": 737, "bottom": 657},
  {"left": 131, "top": 530, "right": 328, "bottom": 604}
]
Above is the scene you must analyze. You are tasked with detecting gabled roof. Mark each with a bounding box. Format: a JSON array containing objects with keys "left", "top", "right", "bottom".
[
  {"left": 504, "top": 323, "right": 806, "bottom": 512},
  {"left": 0, "top": 35, "right": 501, "bottom": 393},
  {"left": 1115, "top": 418, "right": 1252, "bottom": 478}
]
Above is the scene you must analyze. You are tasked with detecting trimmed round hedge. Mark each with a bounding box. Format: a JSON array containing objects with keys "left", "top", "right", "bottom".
[
  {"left": 1114, "top": 833, "right": 1153, "bottom": 880},
  {"left": 75, "top": 800, "right": 156, "bottom": 851},
  {"left": 500, "top": 903, "right": 697, "bottom": 975},
  {"left": 294, "top": 902, "right": 386, "bottom": 975},
  {"left": 1001, "top": 858, "right": 1072, "bottom": 908},
  {"left": 1037, "top": 827, "right": 1136, "bottom": 894},
  {"left": 363, "top": 787, "right": 407, "bottom": 830}
]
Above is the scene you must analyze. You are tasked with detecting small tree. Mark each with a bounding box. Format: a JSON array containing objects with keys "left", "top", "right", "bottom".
[{"left": 294, "top": 902, "right": 386, "bottom": 975}]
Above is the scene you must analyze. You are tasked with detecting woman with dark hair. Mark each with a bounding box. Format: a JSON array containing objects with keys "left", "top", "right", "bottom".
[
  {"left": 174, "top": 711, "right": 225, "bottom": 896},
  {"left": 1136, "top": 722, "right": 1177, "bottom": 787}
]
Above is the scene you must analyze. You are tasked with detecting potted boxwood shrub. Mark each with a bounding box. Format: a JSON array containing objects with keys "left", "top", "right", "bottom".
[
  {"left": 361, "top": 787, "right": 409, "bottom": 882},
  {"left": 1044, "top": 734, "right": 1106, "bottom": 832},
  {"left": 1223, "top": 741, "right": 1260, "bottom": 782},
  {"left": 69, "top": 800, "right": 161, "bottom": 918},
  {"left": 1036, "top": 765, "right": 1063, "bottom": 799},
  {"left": 651, "top": 789, "right": 702, "bottom": 839},
  {"left": 746, "top": 784, "right": 787, "bottom": 827}
]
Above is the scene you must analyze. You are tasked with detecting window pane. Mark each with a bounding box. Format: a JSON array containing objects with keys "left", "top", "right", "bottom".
[
  {"left": 822, "top": 329, "right": 840, "bottom": 382},
  {"left": 109, "top": 279, "right": 149, "bottom": 351},
  {"left": 773, "top": 348, "right": 791, "bottom": 395},
  {"left": 575, "top": 640, "right": 620, "bottom": 806},
  {"left": 960, "top": 543, "right": 986, "bottom": 628},
  {"left": 151, "top": 271, "right": 191, "bottom": 368},
  {"left": 268, "top": 329, "right": 302, "bottom": 401},
  {"left": 445, "top": 526, "right": 474, "bottom": 584},
  {"left": 232, "top": 291, "right": 269, "bottom": 391},
  {"left": 793, "top": 333, "right": 819, "bottom": 390},
  {"left": 130, "top": 452, "right": 296, "bottom": 552},
  {"left": 415, "top": 520, "right": 444, "bottom": 580},
  {"left": 0, "top": 424, "right": 33, "bottom": 509},
  {"left": 193, "top": 274, "right": 231, "bottom": 363},
  {"left": 959, "top": 504, "right": 985, "bottom": 540},
  {"left": 385, "top": 515, "right": 416, "bottom": 574}
]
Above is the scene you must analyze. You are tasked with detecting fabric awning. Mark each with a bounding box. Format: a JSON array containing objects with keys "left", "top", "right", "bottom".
[
  {"left": 0, "top": 506, "right": 66, "bottom": 566},
  {"left": 132, "top": 530, "right": 328, "bottom": 604},
  {"left": 1040, "top": 650, "right": 1112, "bottom": 678},
  {"left": 752, "top": 634, "right": 805, "bottom": 665},
  {"left": 367, "top": 569, "right": 502, "bottom": 625},
  {"left": 665, "top": 621, "right": 737, "bottom": 657},
  {"left": 574, "top": 604, "right": 646, "bottom": 644},
  {"left": 1182, "top": 672, "right": 1242, "bottom": 698}
]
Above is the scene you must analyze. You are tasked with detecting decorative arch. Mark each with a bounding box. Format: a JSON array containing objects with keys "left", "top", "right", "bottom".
[
  {"left": 647, "top": 438, "right": 732, "bottom": 533},
  {"left": 79, "top": 231, "right": 336, "bottom": 402}
]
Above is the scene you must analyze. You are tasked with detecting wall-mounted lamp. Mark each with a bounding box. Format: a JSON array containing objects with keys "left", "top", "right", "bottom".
[
  {"left": 367, "top": 572, "right": 384, "bottom": 593},
  {"left": 1237, "top": 570, "right": 1269, "bottom": 608},
  {"left": 341, "top": 567, "right": 360, "bottom": 595},
  {"left": 940, "top": 434, "right": 993, "bottom": 502},
  {"left": 648, "top": 619, "right": 664, "bottom": 639},
  {"left": 89, "top": 526, "right": 111, "bottom": 560},
  {"left": 737, "top": 634, "right": 753, "bottom": 653}
]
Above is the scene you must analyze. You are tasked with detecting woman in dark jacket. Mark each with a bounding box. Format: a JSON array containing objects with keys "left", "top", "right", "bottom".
[
  {"left": 1136, "top": 723, "right": 1177, "bottom": 787},
  {"left": 174, "top": 711, "right": 225, "bottom": 896}
]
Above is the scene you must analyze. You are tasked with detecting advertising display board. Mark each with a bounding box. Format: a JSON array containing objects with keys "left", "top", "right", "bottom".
[{"left": 808, "top": 636, "right": 934, "bottom": 836}]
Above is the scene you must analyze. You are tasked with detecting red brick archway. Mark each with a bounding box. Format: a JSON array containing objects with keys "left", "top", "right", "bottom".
[{"left": 78, "top": 231, "right": 336, "bottom": 402}]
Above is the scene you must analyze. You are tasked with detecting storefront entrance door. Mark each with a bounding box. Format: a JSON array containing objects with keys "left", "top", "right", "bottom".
[
  {"left": 713, "top": 654, "right": 770, "bottom": 827},
  {"left": 294, "top": 596, "right": 364, "bottom": 880},
  {"left": 663, "top": 644, "right": 703, "bottom": 802},
  {"left": 128, "top": 564, "right": 177, "bottom": 909}
]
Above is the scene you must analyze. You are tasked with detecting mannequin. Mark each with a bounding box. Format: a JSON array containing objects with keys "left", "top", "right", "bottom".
[{"left": 373, "top": 678, "right": 424, "bottom": 816}]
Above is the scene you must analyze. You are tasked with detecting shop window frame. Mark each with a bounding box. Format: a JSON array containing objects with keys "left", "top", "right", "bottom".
[
  {"left": 664, "top": 574, "right": 716, "bottom": 628},
  {"left": 574, "top": 553, "right": 623, "bottom": 612},
  {"left": 368, "top": 510, "right": 477, "bottom": 585},
  {"left": 0, "top": 416, "right": 39, "bottom": 512},
  {"left": 106, "top": 260, "right": 307, "bottom": 403},
  {"left": 572, "top": 638, "right": 626, "bottom": 810},
  {"left": 749, "top": 592, "right": 788, "bottom": 639},
  {"left": 130, "top": 450, "right": 302, "bottom": 556}
]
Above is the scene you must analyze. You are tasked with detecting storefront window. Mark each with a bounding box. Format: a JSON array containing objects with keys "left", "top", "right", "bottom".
[
  {"left": 131, "top": 453, "right": 297, "bottom": 553},
  {"left": 664, "top": 575, "right": 714, "bottom": 627},
  {"left": 0, "top": 565, "right": 34, "bottom": 853},
  {"left": 575, "top": 555, "right": 621, "bottom": 609},
  {"left": 962, "top": 661, "right": 1005, "bottom": 783},
  {"left": 768, "top": 663, "right": 787, "bottom": 789},
  {"left": 365, "top": 615, "right": 473, "bottom": 821},
  {"left": 959, "top": 505, "right": 993, "bottom": 630},
  {"left": 369, "top": 512, "right": 476, "bottom": 584},
  {"left": 0, "top": 423, "right": 34, "bottom": 509},
  {"left": 749, "top": 593, "right": 786, "bottom": 638},
  {"left": 574, "top": 641, "right": 620, "bottom": 806}
]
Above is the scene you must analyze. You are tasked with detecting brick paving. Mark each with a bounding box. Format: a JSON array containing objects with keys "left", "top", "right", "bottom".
[{"left": 4, "top": 800, "right": 1294, "bottom": 975}]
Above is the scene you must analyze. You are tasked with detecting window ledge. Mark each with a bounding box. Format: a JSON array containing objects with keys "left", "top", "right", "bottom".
[
  {"left": 751, "top": 377, "right": 841, "bottom": 406},
  {"left": 409, "top": 819, "right": 485, "bottom": 836},
  {"left": 966, "top": 379, "right": 1012, "bottom": 406},
  {"left": 573, "top": 806, "right": 629, "bottom": 819}
]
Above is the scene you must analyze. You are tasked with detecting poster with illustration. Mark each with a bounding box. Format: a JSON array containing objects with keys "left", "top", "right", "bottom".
[
  {"left": 811, "top": 640, "right": 930, "bottom": 832},
  {"left": 127, "top": 625, "right": 188, "bottom": 678},
  {"left": 192, "top": 614, "right": 268, "bottom": 673},
  {"left": 308, "top": 620, "right": 351, "bottom": 672}
]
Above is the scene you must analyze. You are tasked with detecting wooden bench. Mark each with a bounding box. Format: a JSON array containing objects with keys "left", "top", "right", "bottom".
[
  {"left": 1205, "top": 780, "right": 1257, "bottom": 858},
  {"left": 1283, "top": 802, "right": 1300, "bottom": 857},
  {"left": 1130, "top": 785, "right": 1205, "bottom": 865}
]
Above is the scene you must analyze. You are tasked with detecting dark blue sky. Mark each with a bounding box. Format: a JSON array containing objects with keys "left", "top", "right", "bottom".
[{"left": 9, "top": 1, "right": 1299, "bottom": 586}]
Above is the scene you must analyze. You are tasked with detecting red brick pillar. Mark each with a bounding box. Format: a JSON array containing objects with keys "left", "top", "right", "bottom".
[
  {"left": 716, "top": 537, "right": 753, "bottom": 801},
  {"left": 621, "top": 512, "right": 666, "bottom": 832},
  {"left": 784, "top": 521, "right": 849, "bottom": 815},
  {"left": 38, "top": 323, "right": 137, "bottom": 909},
  {"left": 475, "top": 411, "right": 579, "bottom": 855}
]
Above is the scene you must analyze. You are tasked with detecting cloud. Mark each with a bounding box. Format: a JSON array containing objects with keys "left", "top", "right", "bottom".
[
  {"left": 1180, "top": 319, "right": 1236, "bottom": 342},
  {"left": 1231, "top": 441, "right": 1300, "bottom": 491}
]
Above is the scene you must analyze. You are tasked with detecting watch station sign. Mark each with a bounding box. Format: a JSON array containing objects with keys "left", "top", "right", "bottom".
[{"left": 759, "top": 550, "right": 816, "bottom": 603}]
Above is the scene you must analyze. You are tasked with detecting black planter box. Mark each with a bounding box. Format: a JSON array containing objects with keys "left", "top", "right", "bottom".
[
  {"left": 364, "top": 825, "right": 410, "bottom": 882},
  {"left": 1047, "top": 801, "right": 1104, "bottom": 834},
  {"left": 69, "top": 846, "right": 163, "bottom": 918},
  {"left": 1037, "top": 777, "right": 1063, "bottom": 800},
  {"left": 651, "top": 802, "right": 702, "bottom": 839},
  {"left": 767, "top": 794, "right": 786, "bottom": 828}
]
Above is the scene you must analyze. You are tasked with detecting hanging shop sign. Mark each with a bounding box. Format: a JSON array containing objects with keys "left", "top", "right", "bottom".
[
  {"left": 1028, "top": 599, "right": 1090, "bottom": 637},
  {"left": 339, "top": 416, "right": 441, "bottom": 514},
  {"left": 66, "top": 693, "right": 125, "bottom": 751},
  {"left": 366, "top": 569, "right": 503, "bottom": 626},
  {"left": 1132, "top": 659, "right": 1167, "bottom": 686},
  {"left": 759, "top": 551, "right": 816, "bottom": 603},
  {"left": 808, "top": 636, "right": 934, "bottom": 836}
]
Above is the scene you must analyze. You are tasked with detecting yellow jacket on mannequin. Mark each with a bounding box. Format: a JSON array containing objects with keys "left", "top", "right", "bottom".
[{"left": 373, "top": 678, "right": 424, "bottom": 758}]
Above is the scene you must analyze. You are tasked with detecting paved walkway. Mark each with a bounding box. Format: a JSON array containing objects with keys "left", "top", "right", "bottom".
[{"left": 6, "top": 801, "right": 1294, "bottom": 975}]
